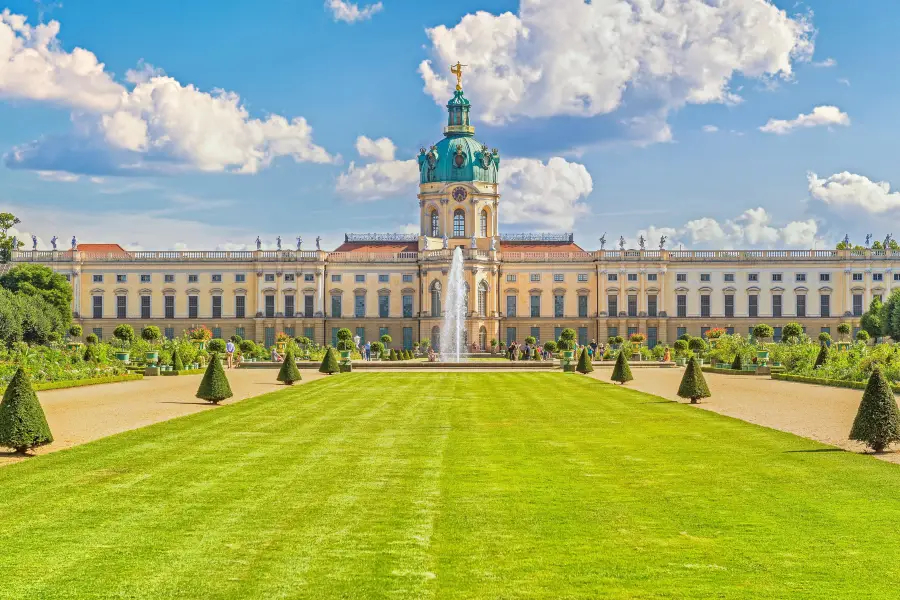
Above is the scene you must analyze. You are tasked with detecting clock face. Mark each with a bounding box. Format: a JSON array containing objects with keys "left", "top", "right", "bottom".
[{"left": 452, "top": 186, "right": 467, "bottom": 202}]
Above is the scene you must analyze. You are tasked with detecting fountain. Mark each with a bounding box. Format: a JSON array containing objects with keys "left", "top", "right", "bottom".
[{"left": 440, "top": 246, "right": 467, "bottom": 362}]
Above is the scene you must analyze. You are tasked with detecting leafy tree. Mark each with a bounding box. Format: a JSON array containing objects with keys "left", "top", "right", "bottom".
[
  {"left": 752, "top": 324, "right": 774, "bottom": 343},
  {"left": 0, "top": 263, "right": 72, "bottom": 321},
  {"left": 849, "top": 367, "right": 900, "bottom": 452},
  {"left": 814, "top": 344, "right": 828, "bottom": 368},
  {"left": 390, "top": 348, "right": 398, "bottom": 361},
  {"left": 781, "top": 322, "right": 803, "bottom": 343},
  {"left": 380, "top": 334, "right": 392, "bottom": 347},
  {"left": 141, "top": 326, "right": 161, "bottom": 344},
  {"left": 678, "top": 333, "right": 692, "bottom": 342},
  {"left": 610, "top": 351, "right": 633, "bottom": 384},
  {"left": 542, "top": 340, "right": 557, "bottom": 354},
  {"left": 818, "top": 332, "right": 832, "bottom": 345},
  {"left": 207, "top": 338, "right": 226, "bottom": 353},
  {"left": 688, "top": 337, "right": 707, "bottom": 353},
  {"left": 576, "top": 347, "right": 593, "bottom": 374},
  {"left": 837, "top": 322, "right": 851, "bottom": 341},
  {"left": 196, "top": 353, "right": 233, "bottom": 404},
  {"left": 0, "top": 368, "right": 53, "bottom": 453},
  {"left": 85, "top": 333, "right": 98, "bottom": 345},
  {"left": 525, "top": 336, "right": 537, "bottom": 345},
  {"left": 239, "top": 339, "right": 256, "bottom": 354},
  {"left": 0, "top": 212, "right": 22, "bottom": 263},
  {"left": 277, "top": 349, "right": 302, "bottom": 385},
  {"left": 731, "top": 354, "right": 742, "bottom": 370},
  {"left": 113, "top": 324, "right": 135, "bottom": 348},
  {"left": 319, "top": 347, "right": 340, "bottom": 374},
  {"left": 68, "top": 324, "right": 83, "bottom": 338},
  {"left": 857, "top": 330, "right": 871, "bottom": 343},
  {"left": 672, "top": 339, "right": 689, "bottom": 356},
  {"left": 677, "top": 357, "right": 711, "bottom": 404},
  {"left": 860, "top": 296, "right": 884, "bottom": 341},
  {"left": 558, "top": 328, "right": 576, "bottom": 350}
]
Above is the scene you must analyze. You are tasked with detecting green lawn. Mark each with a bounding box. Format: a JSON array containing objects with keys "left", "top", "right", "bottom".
[{"left": 2, "top": 374, "right": 900, "bottom": 598}]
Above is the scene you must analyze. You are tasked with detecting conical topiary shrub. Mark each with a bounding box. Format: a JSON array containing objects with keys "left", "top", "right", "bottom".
[
  {"left": 196, "top": 353, "right": 233, "bottom": 404},
  {"left": 390, "top": 349, "right": 398, "bottom": 361},
  {"left": 576, "top": 347, "right": 594, "bottom": 374},
  {"left": 677, "top": 357, "right": 711, "bottom": 404},
  {"left": 815, "top": 344, "right": 828, "bottom": 369},
  {"left": 0, "top": 368, "right": 53, "bottom": 454},
  {"left": 319, "top": 348, "right": 340, "bottom": 375},
  {"left": 731, "top": 354, "right": 742, "bottom": 370},
  {"left": 611, "top": 351, "right": 633, "bottom": 384},
  {"left": 277, "top": 349, "right": 302, "bottom": 385},
  {"left": 850, "top": 367, "right": 900, "bottom": 452},
  {"left": 173, "top": 350, "right": 184, "bottom": 372}
]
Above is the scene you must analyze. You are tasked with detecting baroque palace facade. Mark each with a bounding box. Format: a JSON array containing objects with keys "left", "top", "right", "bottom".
[{"left": 9, "top": 76, "right": 884, "bottom": 350}]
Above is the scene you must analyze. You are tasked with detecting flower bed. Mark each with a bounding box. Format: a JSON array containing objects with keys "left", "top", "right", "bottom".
[
  {"left": 10, "top": 373, "right": 144, "bottom": 393},
  {"left": 701, "top": 367, "right": 765, "bottom": 376},
  {"left": 771, "top": 372, "right": 900, "bottom": 393}
]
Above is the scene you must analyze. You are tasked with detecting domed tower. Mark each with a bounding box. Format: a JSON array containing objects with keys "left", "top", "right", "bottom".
[{"left": 418, "top": 64, "right": 500, "bottom": 252}]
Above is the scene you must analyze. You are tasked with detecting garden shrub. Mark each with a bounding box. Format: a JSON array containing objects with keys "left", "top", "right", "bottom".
[
  {"left": 849, "top": 367, "right": 900, "bottom": 452},
  {"left": 239, "top": 340, "right": 256, "bottom": 354},
  {"left": 782, "top": 322, "right": 803, "bottom": 343},
  {"left": 611, "top": 351, "right": 632, "bottom": 384},
  {"left": 752, "top": 324, "right": 774, "bottom": 342},
  {"left": 688, "top": 337, "right": 707, "bottom": 353},
  {"left": 85, "top": 333, "right": 98, "bottom": 345},
  {"left": 277, "top": 350, "right": 302, "bottom": 385},
  {"left": 576, "top": 347, "right": 593, "bottom": 374},
  {"left": 838, "top": 323, "right": 851, "bottom": 340},
  {"left": 319, "top": 348, "right": 340, "bottom": 374},
  {"left": 673, "top": 340, "right": 688, "bottom": 356},
  {"left": 196, "top": 353, "right": 232, "bottom": 404},
  {"left": 390, "top": 349, "right": 398, "bottom": 361},
  {"left": 818, "top": 332, "right": 832, "bottom": 345},
  {"left": 857, "top": 330, "right": 870, "bottom": 343},
  {"left": 731, "top": 354, "right": 742, "bottom": 370},
  {"left": 814, "top": 344, "right": 828, "bottom": 368},
  {"left": 677, "top": 357, "right": 711, "bottom": 404},
  {"left": 68, "top": 324, "right": 83, "bottom": 338},
  {"left": 543, "top": 340, "right": 557, "bottom": 354},
  {"left": 0, "top": 367, "right": 53, "bottom": 453},
  {"left": 208, "top": 338, "right": 227, "bottom": 354},
  {"left": 525, "top": 336, "right": 536, "bottom": 345},
  {"left": 113, "top": 324, "right": 135, "bottom": 346},
  {"left": 172, "top": 350, "right": 184, "bottom": 372},
  {"left": 141, "top": 326, "right": 161, "bottom": 343}
]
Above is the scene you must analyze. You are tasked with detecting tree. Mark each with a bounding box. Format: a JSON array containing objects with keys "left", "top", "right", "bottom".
[
  {"left": 0, "top": 368, "right": 53, "bottom": 454},
  {"left": 752, "top": 324, "right": 773, "bottom": 343},
  {"left": 814, "top": 344, "right": 828, "bottom": 368},
  {"left": 0, "top": 212, "right": 22, "bottom": 263},
  {"left": 672, "top": 339, "right": 688, "bottom": 356},
  {"left": 68, "top": 324, "right": 83, "bottom": 339},
  {"left": 0, "top": 263, "right": 72, "bottom": 321},
  {"left": 196, "top": 353, "right": 233, "bottom": 404},
  {"left": 731, "top": 354, "right": 742, "bottom": 370},
  {"left": 141, "top": 326, "right": 161, "bottom": 344},
  {"left": 860, "top": 296, "right": 884, "bottom": 341},
  {"left": 677, "top": 357, "right": 711, "bottom": 404},
  {"left": 849, "top": 367, "right": 900, "bottom": 452},
  {"left": 818, "top": 332, "right": 832, "bottom": 346},
  {"left": 576, "top": 347, "right": 594, "bottom": 374},
  {"left": 207, "top": 338, "right": 226, "bottom": 353},
  {"left": 837, "top": 323, "right": 851, "bottom": 341},
  {"left": 610, "top": 350, "right": 633, "bottom": 384},
  {"left": 277, "top": 349, "right": 302, "bottom": 385},
  {"left": 857, "top": 330, "right": 871, "bottom": 343},
  {"left": 688, "top": 337, "right": 707, "bottom": 353},
  {"left": 380, "top": 334, "right": 392, "bottom": 348},
  {"left": 319, "top": 347, "right": 340, "bottom": 374},
  {"left": 390, "top": 348, "right": 399, "bottom": 361},
  {"left": 782, "top": 322, "right": 803, "bottom": 343},
  {"left": 542, "top": 340, "right": 557, "bottom": 354},
  {"left": 113, "top": 324, "right": 135, "bottom": 346},
  {"left": 558, "top": 328, "right": 576, "bottom": 349}
]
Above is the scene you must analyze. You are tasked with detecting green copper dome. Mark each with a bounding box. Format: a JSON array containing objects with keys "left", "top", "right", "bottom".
[{"left": 418, "top": 88, "right": 500, "bottom": 185}]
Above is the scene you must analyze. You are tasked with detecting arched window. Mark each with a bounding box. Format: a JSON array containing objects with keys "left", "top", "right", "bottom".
[
  {"left": 453, "top": 209, "right": 465, "bottom": 237},
  {"left": 430, "top": 281, "right": 442, "bottom": 317},
  {"left": 480, "top": 209, "right": 488, "bottom": 237},
  {"left": 430, "top": 210, "right": 439, "bottom": 237},
  {"left": 477, "top": 280, "right": 489, "bottom": 316},
  {"left": 479, "top": 326, "right": 487, "bottom": 351}
]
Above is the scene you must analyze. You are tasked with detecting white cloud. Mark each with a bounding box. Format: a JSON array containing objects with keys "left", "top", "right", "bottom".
[
  {"left": 759, "top": 105, "right": 850, "bottom": 134},
  {"left": 36, "top": 170, "right": 79, "bottom": 182},
  {"left": 325, "top": 0, "right": 383, "bottom": 23},
  {"left": 0, "top": 11, "right": 333, "bottom": 175},
  {"left": 500, "top": 157, "right": 592, "bottom": 231},
  {"left": 420, "top": 0, "right": 813, "bottom": 126},
  {"left": 812, "top": 57, "right": 836, "bottom": 67},
  {"left": 336, "top": 159, "right": 418, "bottom": 201},
  {"left": 838, "top": 78, "right": 850, "bottom": 87},
  {"left": 355, "top": 135, "right": 396, "bottom": 161},
  {"left": 702, "top": 125, "right": 719, "bottom": 133},
  {"left": 638, "top": 207, "right": 819, "bottom": 249},
  {"left": 808, "top": 172, "right": 900, "bottom": 214}
]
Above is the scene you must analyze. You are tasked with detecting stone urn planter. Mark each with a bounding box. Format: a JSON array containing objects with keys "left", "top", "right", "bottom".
[
  {"left": 276, "top": 341, "right": 287, "bottom": 354},
  {"left": 675, "top": 357, "right": 687, "bottom": 367},
  {"left": 115, "top": 351, "right": 130, "bottom": 363},
  {"left": 756, "top": 349, "right": 770, "bottom": 366},
  {"left": 192, "top": 340, "right": 206, "bottom": 351},
  {"left": 144, "top": 350, "right": 159, "bottom": 365}
]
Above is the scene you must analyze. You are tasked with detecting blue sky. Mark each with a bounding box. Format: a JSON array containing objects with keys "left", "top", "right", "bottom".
[{"left": 1, "top": 0, "right": 898, "bottom": 250}]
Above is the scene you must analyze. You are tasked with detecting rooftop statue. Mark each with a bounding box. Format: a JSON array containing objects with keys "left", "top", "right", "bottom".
[
  {"left": 639, "top": 235, "right": 646, "bottom": 251},
  {"left": 619, "top": 236, "right": 626, "bottom": 251},
  {"left": 50, "top": 236, "right": 57, "bottom": 250},
  {"left": 659, "top": 235, "right": 667, "bottom": 250},
  {"left": 599, "top": 233, "right": 606, "bottom": 250},
  {"left": 296, "top": 236, "right": 302, "bottom": 250},
  {"left": 276, "top": 236, "right": 282, "bottom": 251}
]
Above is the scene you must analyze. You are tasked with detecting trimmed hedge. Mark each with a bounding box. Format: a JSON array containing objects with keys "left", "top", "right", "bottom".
[
  {"left": 160, "top": 369, "right": 205, "bottom": 377},
  {"left": 772, "top": 372, "right": 900, "bottom": 393},
  {"left": 16, "top": 374, "right": 144, "bottom": 392},
  {"left": 701, "top": 367, "right": 764, "bottom": 376}
]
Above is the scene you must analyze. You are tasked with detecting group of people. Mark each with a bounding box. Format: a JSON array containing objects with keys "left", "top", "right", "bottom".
[{"left": 505, "top": 339, "right": 609, "bottom": 361}]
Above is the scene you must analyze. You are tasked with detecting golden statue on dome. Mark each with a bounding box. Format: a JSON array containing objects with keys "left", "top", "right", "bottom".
[{"left": 450, "top": 61, "right": 466, "bottom": 91}]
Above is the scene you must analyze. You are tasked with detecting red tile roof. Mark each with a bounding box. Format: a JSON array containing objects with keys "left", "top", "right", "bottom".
[
  {"left": 499, "top": 241, "right": 585, "bottom": 253},
  {"left": 77, "top": 243, "right": 129, "bottom": 254},
  {"left": 333, "top": 242, "right": 418, "bottom": 253}
]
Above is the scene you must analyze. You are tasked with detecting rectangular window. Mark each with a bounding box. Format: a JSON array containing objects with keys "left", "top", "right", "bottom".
[
  {"left": 578, "top": 273, "right": 588, "bottom": 282},
  {"left": 116, "top": 295, "right": 127, "bottom": 319},
  {"left": 283, "top": 327, "right": 293, "bottom": 338},
  {"left": 506, "top": 295, "right": 517, "bottom": 317},
  {"left": 356, "top": 274, "right": 365, "bottom": 283},
  {"left": 402, "top": 295, "right": 413, "bottom": 318},
  {"left": 676, "top": 326, "right": 687, "bottom": 339},
  {"left": 724, "top": 294, "right": 734, "bottom": 318},
  {"left": 700, "top": 327, "right": 709, "bottom": 339},
  {"left": 796, "top": 294, "right": 806, "bottom": 318},
  {"left": 378, "top": 274, "right": 389, "bottom": 283},
  {"left": 264, "top": 274, "right": 275, "bottom": 283},
  {"left": 853, "top": 294, "right": 863, "bottom": 316},
  {"left": 772, "top": 273, "right": 783, "bottom": 282},
  {"left": 796, "top": 273, "right": 806, "bottom": 282},
  {"left": 331, "top": 295, "right": 342, "bottom": 318},
  {"left": 627, "top": 273, "right": 638, "bottom": 282},
  {"left": 820, "top": 294, "right": 831, "bottom": 317},
  {"left": 188, "top": 274, "right": 198, "bottom": 283},
  {"left": 554, "top": 327, "right": 563, "bottom": 342},
  {"left": 608, "top": 295, "right": 618, "bottom": 316},
  {"left": 607, "top": 327, "right": 618, "bottom": 340},
  {"left": 554, "top": 273, "right": 564, "bottom": 282},
  {"left": 530, "top": 295, "right": 541, "bottom": 318},
  {"left": 647, "top": 295, "right": 657, "bottom": 317},
  {"left": 773, "top": 326, "right": 783, "bottom": 342},
  {"left": 265, "top": 295, "right": 275, "bottom": 318},
  {"left": 627, "top": 294, "right": 637, "bottom": 317},
  {"left": 188, "top": 295, "right": 198, "bottom": 319},
  {"left": 304, "top": 274, "right": 314, "bottom": 282},
  {"left": 531, "top": 327, "right": 541, "bottom": 342},
  {"left": 235, "top": 296, "right": 245, "bottom": 319},
  {"left": 116, "top": 274, "right": 127, "bottom": 283},
  {"left": 331, "top": 274, "right": 341, "bottom": 283},
  {"left": 577, "top": 327, "right": 588, "bottom": 347},
  {"left": 403, "top": 327, "right": 413, "bottom": 350},
  {"left": 304, "top": 327, "right": 315, "bottom": 341},
  {"left": 647, "top": 326, "right": 658, "bottom": 349},
  {"left": 647, "top": 273, "right": 657, "bottom": 282},
  {"left": 724, "top": 273, "right": 734, "bottom": 283},
  {"left": 141, "top": 295, "right": 151, "bottom": 319},
  {"left": 235, "top": 274, "right": 246, "bottom": 283},
  {"left": 820, "top": 273, "right": 830, "bottom": 282},
  {"left": 164, "top": 327, "right": 174, "bottom": 340},
  {"left": 331, "top": 327, "right": 339, "bottom": 348},
  {"left": 93, "top": 274, "right": 103, "bottom": 283},
  {"left": 235, "top": 327, "right": 245, "bottom": 339},
  {"left": 554, "top": 295, "right": 564, "bottom": 318},
  {"left": 355, "top": 294, "right": 366, "bottom": 318},
  {"left": 212, "top": 327, "right": 222, "bottom": 340},
  {"left": 140, "top": 274, "right": 151, "bottom": 283},
  {"left": 700, "top": 273, "right": 710, "bottom": 282},
  {"left": 507, "top": 274, "right": 517, "bottom": 282},
  {"left": 212, "top": 274, "right": 222, "bottom": 283},
  {"left": 726, "top": 327, "right": 735, "bottom": 335},
  {"left": 92, "top": 327, "right": 103, "bottom": 341},
  {"left": 530, "top": 273, "right": 540, "bottom": 282},
  {"left": 304, "top": 295, "right": 314, "bottom": 317},
  {"left": 748, "top": 295, "right": 758, "bottom": 318},
  {"left": 676, "top": 273, "right": 686, "bottom": 282},
  {"left": 211, "top": 296, "right": 222, "bottom": 319},
  {"left": 578, "top": 295, "right": 588, "bottom": 318},
  {"left": 165, "top": 274, "right": 175, "bottom": 283},
  {"left": 284, "top": 295, "right": 295, "bottom": 318},
  {"left": 676, "top": 294, "right": 686, "bottom": 318},
  {"left": 378, "top": 295, "right": 389, "bottom": 318},
  {"left": 379, "top": 327, "right": 389, "bottom": 342},
  {"left": 165, "top": 296, "right": 175, "bottom": 319},
  {"left": 895, "top": 273, "right": 900, "bottom": 282},
  {"left": 284, "top": 274, "right": 295, "bottom": 282},
  {"left": 265, "top": 327, "right": 275, "bottom": 348},
  {"left": 506, "top": 327, "right": 517, "bottom": 347},
  {"left": 748, "top": 273, "right": 759, "bottom": 282},
  {"left": 700, "top": 294, "right": 710, "bottom": 318},
  {"left": 355, "top": 327, "right": 365, "bottom": 345},
  {"left": 773, "top": 294, "right": 782, "bottom": 318},
  {"left": 852, "top": 273, "right": 863, "bottom": 281},
  {"left": 627, "top": 326, "right": 638, "bottom": 339},
  {"left": 402, "top": 274, "right": 413, "bottom": 283},
  {"left": 874, "top": 273, "right": 884, "bottom": 282}
]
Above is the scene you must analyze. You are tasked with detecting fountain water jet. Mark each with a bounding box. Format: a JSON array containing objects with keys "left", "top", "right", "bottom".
[{"left": 440, "top": 246, "right": 467, "bottom": 362}]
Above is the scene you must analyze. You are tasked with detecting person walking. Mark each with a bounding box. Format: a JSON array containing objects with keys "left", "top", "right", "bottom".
[
  {"left": 365, "top": 341, "right": 371, "bottom": 361},
  {"left": 225, "top": 339, "right": 235, "bottom": 369}
]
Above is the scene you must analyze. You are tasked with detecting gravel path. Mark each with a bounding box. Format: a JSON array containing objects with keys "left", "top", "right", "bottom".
[
  {"left": 0, "top": 368, "right": 330, "bottom": 465},
  {"left": 588, "top": 367, "right": 894, "bottom": 461}
]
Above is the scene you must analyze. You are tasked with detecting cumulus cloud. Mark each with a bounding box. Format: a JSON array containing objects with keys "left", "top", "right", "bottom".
[
  {"left": 0, "top": 11, "right": 333, "bottom": 176},
  {"left": 702, "top": 125, "right": 719, "bottom": 133},
  {"left": 808, "top": 172, "right": 900, "bottom": 215},
  {"left": 760, "top": 105, "right": 850, "bottom": 134},
  {"left": 355, "top": 136, "right": 396, "bottom": 161},
  {"left": 325, "top": 0, "right": 383, "bottom": 23},
  {"left": 420, "top": 0, "right": 813, "bottom": 137},
  {"left": 812, "top": 57, "right": 837, "bottom": 67},
  {"left": 500, "top": 157, "right": 592, "bottom": 231},
  {"left": 637, "top": 207, "right": 819, "bottom": 249}
]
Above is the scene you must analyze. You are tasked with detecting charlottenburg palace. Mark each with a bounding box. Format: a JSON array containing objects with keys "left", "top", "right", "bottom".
[{"left": 10, "top": 81, "right": 885, "bottom": 350}]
